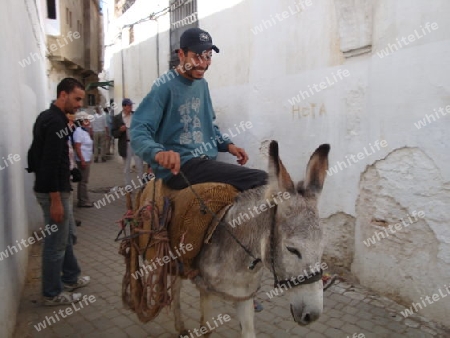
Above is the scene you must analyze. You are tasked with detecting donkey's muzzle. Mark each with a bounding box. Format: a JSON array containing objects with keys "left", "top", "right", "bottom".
[{"left": 290, "top": 304, "right": 320, "bottom": 325}]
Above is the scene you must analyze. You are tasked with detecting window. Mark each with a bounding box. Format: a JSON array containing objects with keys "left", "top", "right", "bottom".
[
  {"left": 121, "top": 0, "right": 136, "bottom": 15},
  {"left": 69, "top": 11, "right": 72, "bottom": 28},
  {"left": 88, "top": 94, "right": 96, "bottom": 106},
  {"left": 66, "top": 8, "right": 69, "bottom": 24},
  {"left": 169, "top": 0, "right": 198, "bottom": 68},
  {"left": 47, "top": 0, "right": 57, "bottom": 19}
]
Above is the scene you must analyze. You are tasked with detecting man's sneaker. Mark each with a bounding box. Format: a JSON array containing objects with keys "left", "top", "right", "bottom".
[
  {"left": 63, "top": 276, "right": 91, "bottom": 291},
  {"left": 44, "top": 291, "right": 82, "bottom": 306}
]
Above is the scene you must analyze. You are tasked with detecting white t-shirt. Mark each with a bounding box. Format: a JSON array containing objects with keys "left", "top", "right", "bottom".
[
  {"left": 68, "top": 140, "right": 76, "bottom": 170},
  {"left": 73, "top": 127, "right": 93, "bottom": 162},
  {"left": 92, "top": 113, "right": 107, "bottom": 132}
]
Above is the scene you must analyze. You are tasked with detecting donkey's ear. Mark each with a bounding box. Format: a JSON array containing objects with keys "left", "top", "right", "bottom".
[
  {"left": 268, "top": 140, "right": 294, "bottom": 193},
  {"left": 303, "top": 144, "right": 330, "bottom": 195}
]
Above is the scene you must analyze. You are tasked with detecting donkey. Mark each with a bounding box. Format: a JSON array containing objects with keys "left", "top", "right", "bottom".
[{"left": 172, "top": 141, "right": 330, "bottom": 337}]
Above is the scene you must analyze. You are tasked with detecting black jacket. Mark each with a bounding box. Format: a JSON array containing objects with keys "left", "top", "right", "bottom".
[
  {"left": 112, "top": 112, "right": 130, "bottom": 158},
  {"left": 31, "top": 104, "right": 71, "bottom": 193}
]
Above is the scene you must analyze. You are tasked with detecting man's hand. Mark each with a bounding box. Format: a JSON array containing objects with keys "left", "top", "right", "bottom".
[
  {"left": 50, "top": 193, "right": 64, "bottom": 224},
  {"left": 80, "top": 159, "right": 87, "bottom": 169},
  {"left": 228, "top": 144, "right": 248, "bottom": 165},
  {"left": 119, "top": 125, "right": 127, "bottom": 132},
  {"left": 155, "top": 150, "right": 180, "bottom": 175}
]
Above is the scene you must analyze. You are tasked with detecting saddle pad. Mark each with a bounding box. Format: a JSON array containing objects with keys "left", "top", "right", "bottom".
[
  {"left": 168, "top": 183, "right": 238, "bottom": 267},
  {"left": 137, "top": 180, "right": 238, "bottom": 267}
]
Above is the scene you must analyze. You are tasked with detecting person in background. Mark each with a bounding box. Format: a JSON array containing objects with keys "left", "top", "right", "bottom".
[
  {"left": 104, "top": 105, "right": 114, "bottom": 156},
  {"left": 30, "top": 77, "right": 90, "bottom": 305},
  {"left": 112, "top": 98, "right": 144, "bottom": 187},
  {"left": 67, "top": 113, "right": 82, "bottom": 228},
  {"left": 92, "top": 106, "right": 108, "bottom": 162},
  {"left": 73, "top": 111, "right": 94, "bottom": 207}
]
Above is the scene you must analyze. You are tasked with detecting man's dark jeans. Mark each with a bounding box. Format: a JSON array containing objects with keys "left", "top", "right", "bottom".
[
  {"left": 166, "top": 157, "right": 268, "bottom": 192},
  {"left": 35, "top": 192, "right": 81, "bottom": 297}
]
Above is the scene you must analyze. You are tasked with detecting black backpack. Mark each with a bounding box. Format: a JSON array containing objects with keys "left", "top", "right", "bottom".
[
  {"left": 26, "top": 141, "right": 40, "bottom": 173},
  {"left": 26, "top": 112, "right": 46, "bottom": 173}
]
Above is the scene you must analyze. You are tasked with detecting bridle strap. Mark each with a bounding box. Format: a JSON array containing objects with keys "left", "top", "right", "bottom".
[{"left": 269, "top": 203, "right": 323, "bottom": 289}]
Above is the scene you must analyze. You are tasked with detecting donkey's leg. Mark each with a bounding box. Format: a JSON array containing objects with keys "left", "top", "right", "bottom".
[
  {"left": 200, "top": 290, "right": 214, "bottom": 337},
  {"left": 236, "top": 299, "right": 256, "bottom": 338},
  {"left": 173, "top": 277, "right": 187, "bottom": 335}
]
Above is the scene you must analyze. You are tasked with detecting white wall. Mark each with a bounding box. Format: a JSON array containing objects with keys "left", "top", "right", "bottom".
[
  {"left": 0, "top": 0, "right": 48, "bottom": 336},
  {"left": 107, "top": 0, "right": 450, "bottom": 327}
]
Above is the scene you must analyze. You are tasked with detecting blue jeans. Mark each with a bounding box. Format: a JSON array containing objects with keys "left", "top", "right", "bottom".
[{"left": 35, "top": 192, "right": 81, "bottom": 297}]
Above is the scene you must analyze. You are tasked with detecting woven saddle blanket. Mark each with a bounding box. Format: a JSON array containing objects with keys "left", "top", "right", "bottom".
[{"left": 135, "top": 179, "right": 238, "bottom": 269}]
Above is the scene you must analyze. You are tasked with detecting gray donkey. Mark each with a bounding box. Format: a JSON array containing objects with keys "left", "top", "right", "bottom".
[{"left": 172, "top": 141, "right": 330, "bottom": 338}]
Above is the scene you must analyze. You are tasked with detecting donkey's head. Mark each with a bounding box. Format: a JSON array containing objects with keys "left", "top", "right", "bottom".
[{"left": 265, "top": 141, "right": 329, "bottom": 325}]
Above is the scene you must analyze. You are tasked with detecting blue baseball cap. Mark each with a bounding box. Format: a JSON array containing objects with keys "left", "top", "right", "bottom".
[
  {"left": 122, "top": 98, "right": 133, "bottom": 106},
  {"left": 175, "top": 28, "right": 219, "bottom": 55}
]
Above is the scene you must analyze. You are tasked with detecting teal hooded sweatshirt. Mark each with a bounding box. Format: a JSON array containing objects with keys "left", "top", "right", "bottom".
[{"left": 130, "top": 69, "right": 232, "bottom": 181}]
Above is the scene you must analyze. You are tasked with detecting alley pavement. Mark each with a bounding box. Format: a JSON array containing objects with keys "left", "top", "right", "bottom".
[{"left": 13, "top": 155, "right": 450, "bottom": 338}]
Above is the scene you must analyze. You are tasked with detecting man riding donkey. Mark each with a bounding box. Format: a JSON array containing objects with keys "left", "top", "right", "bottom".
[{"left": 129, "top": 28, "right": 331, "bottom": 316}]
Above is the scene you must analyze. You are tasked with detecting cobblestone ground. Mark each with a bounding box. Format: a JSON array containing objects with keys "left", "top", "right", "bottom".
[{"left": 13, "top": 156, "right": 450, "bottom": 338}]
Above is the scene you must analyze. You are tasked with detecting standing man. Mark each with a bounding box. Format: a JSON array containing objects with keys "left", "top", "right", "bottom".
[
  {"left": 91, "top": 106, "right": 108, "bottom": 162},
  {"left": 112, "top": 98, "right": 144, "bottom": 186},
  {"left": 130, "top": 28, "right": 267, "bottom": 191},
  {"left": 30, "top": 77, "right": 90, "bottom": 305},
  {"left": 104, "top": 105, "right": 114, "bottom": 155}
]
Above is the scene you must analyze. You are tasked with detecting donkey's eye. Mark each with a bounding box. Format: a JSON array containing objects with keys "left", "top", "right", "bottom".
[{"left": 286, "top": 247, "right": 302, "bottom": 259}]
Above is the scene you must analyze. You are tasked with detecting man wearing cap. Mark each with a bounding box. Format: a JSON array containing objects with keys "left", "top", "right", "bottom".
[
  {"left": 112, "top": 98, "right": 144, "bottom": 186},
  {"left": 131, "top": 27, "right": 267, "bottom": 192}
]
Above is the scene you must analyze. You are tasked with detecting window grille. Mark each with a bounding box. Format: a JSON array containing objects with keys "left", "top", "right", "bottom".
[{"left": 169, "top": 0, "right": 198, "bottom": 69}]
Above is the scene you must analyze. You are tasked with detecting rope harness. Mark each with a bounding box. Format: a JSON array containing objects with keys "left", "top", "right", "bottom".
[{"left": 117, "top": 188, "right": 178, "bottom": 323}]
